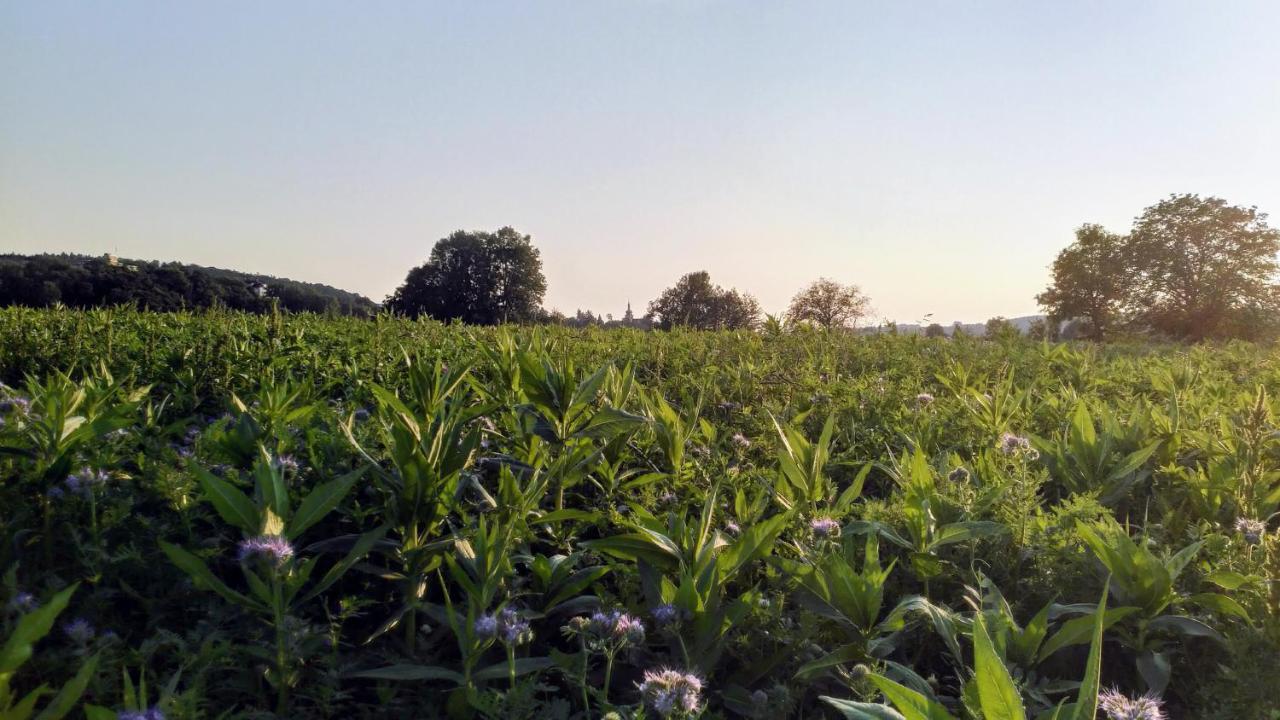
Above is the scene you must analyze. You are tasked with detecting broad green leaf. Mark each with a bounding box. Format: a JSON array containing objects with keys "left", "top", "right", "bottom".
[
  {"left": 530, "top": 509, "right": 598, "bottom": 525},
  {"left": 7, "top": 686, "right": 49, "bottom": 720},
  {"left": 159, "top": 541, "right": 259, "bottom": 610},
  {"left": 868, "top": 675, "right": 957, "bottom": 720},
  {"left": 297, "top": 524, "right": 388, "bottom": 605},
  {"left": 472, "top": 657, "right": 554, "bottom": 681},
  {"left": 288, "top": 468, "right": 364, "bottom": 539},
  {"left": 1071, "top": 586, "right": 1107, "bottom": 720},
  {"left": 795, "top": 643, "right": 865, "bottom": 681},
  {"left": 972, "top": 614, "right": 1025, "bottom": 720},
  {"left": 0, "top": 585, "right": 77, "bottom": 674},
  {"left": 33, "top": 652, "right": 99, "bottom": 720},
  {"left": 821, "top": 697, "right": 908, "bottom": 720},
  {"left": 348, "top": 664, "right": 465, "bottom": 684},
  {"left": 1186, "top": 593, "right": 1249, "bottom": 621},
  {"left": 193, "top": 466, "right": 259, "bottom": 534},
  {"left": 578, "top": 407, "right": 647, "bottom": 440},
  {"left": 1204, "top": 570, "right": 1250, "bottom": 590},
  {"left": 1146, "top": 615, "right": 1222, "bottom": 641},
  {"left": 1136, "top": 650, "right": 1170, "bottom": 696},
  {"left": 82, "top": 706, "right": 117, "bottom": 720},
  {"left": 1037, "top": 607, "right": 1137, "bottom": 663}
]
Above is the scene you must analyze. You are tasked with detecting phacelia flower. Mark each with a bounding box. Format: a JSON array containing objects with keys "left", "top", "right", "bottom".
[
  {"left": 0, "top": 396, "right": 30, "bottom": 415},
  {"left": 652, "top": 603, "right": 683, "bottom": 628},
  {"left": 810, "top": 517, "right": 841, "bottom": 539},
  {"left": 495, "top": 606, "right": 532, "bottom": 646},
  {"left": 731, "top": 433, "right": 751, "bottom": 450},
  {"left": 272, "top": 455, "right": 300, "bottom": 473},
  {"left": 1235, "top": 517, "right": 1267, "bottom": 545},
  {"left": 474, "top": 614, "right": 499, "bottom": 639},
  {"left": 1098, "top": 688, "right": 1166, "bottom": 720},
  {"left": 63, "top": 618, "right": 95, "bottom": 644},
  {"left": 724, "top": 521, "right": 741, "bottom": 535},
  {"left": 999, "top": 432, "right": 1030, "bottom": 454},
  {"left": 915, "top": 392, "right": 935, "bottom": 407},
  {"left": 658, "top": 491, "right": 678, "bottom": 505},
  {"left": 583, "top": 609, "right": 646, "bottom": 647},
  {"left": 353, "top": 407, "right": 371, "bottom": 422},
  {"left": 237, "top": 535, "right": 295, "bottom": 567},
  {"left": 637, "top": 668, "right": 704, "bottom": 718},
  {"left": 64, "top": 468, "right": 109, "bottom": 497},
  {"left": 948, "top": 467, "right": 971, "bottom": 483},
  {"left": 9, "top": 592, "right": 38, "bottom": 612}
]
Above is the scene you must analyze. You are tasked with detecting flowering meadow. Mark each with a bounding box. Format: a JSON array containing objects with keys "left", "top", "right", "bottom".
[{"left": 0, "top": 307, "right": 1277, "bottom": 719}]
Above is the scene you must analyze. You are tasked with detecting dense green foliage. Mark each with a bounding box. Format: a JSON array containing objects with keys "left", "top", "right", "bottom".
[
  {"left": 647, "top": 272, "right": 761, "bottom": 331},
  {"left": 1, "top": 307, "right": 1277, "bottom": 719},
  {"left": 1039, "top": 194, "right": 1280, "bottom": 342},
  {"left": 385, "top": 228, "right": 548, "bottom": 324},
  {"left": 0, "top": 254, "right": 376, "bottom": 316}
]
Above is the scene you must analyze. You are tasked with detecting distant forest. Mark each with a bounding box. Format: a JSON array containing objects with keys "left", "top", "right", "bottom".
[{"left": 0, "top": 254, "right": 376, "bottom": 316}]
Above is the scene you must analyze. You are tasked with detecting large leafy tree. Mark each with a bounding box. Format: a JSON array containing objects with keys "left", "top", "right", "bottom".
[
  {"left": 647, "top": 271, "right": 761, "bottom": 330},
  {"left": 785, "top": 278, "right": 871, "bottom": 330},
  {"left": 1127, "top": 194, "right": 1280, "bottom": 341},
  {"left": 386, "top": 227, "right": 547, "bottom": 324},
  {"left": 1036, "top": 224, "right": 1131, "bottom": 341}
]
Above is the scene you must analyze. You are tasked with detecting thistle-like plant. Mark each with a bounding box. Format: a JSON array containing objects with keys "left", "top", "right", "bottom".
[{"left": 159, "top": 450, "right": 380, "bottom": 714}]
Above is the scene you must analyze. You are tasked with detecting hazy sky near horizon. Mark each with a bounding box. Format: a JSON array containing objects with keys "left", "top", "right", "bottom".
[{"left": 4, "top": 2, "right": 1279, "bottom": 323}]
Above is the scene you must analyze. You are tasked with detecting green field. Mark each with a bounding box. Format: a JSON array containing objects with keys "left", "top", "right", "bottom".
[{"left": 1, "top": 307, "right": 1276, "bottom": 719}]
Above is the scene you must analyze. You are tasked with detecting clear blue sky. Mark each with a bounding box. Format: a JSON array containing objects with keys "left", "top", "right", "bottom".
[{"left": 3, "top": 2, "right": 1278, "bottom": 324}]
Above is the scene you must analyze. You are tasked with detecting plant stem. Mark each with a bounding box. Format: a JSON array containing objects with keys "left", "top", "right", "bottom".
[
  {"left": 273, "top": 578, "right": 289, "bottom": 715},
  {"left": 602, "top": 650, "right": 615, "bottom": 706},
  {"left": 579, "top": 638, "right": 592, "bottom": 714},
  {"left": 507, "top": 645, "right": 516, "bottom": 690}
]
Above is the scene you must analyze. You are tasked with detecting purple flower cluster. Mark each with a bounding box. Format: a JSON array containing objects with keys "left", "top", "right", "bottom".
[
  {"left": 62, "top": 468, "right": 110, "bottom": 497},
  {"left": 9, "top": 591, "right": 38, "bottom": 613},
  {"left": 1098, "top": 689, "right": 1166, "bottom": 720},
  {"left": 475, "top": 607, "right": 532, "bottom": 646},
  {"left": 237, "top": 535, "right": 295, "bottom": 567},
  {"left": 582, "top": 609, "right": 646, "bottom": 647},
  {"left": 1235, "top": 517, "right": 1267, "bottom": 545},
  {"left": 915, "top": 392, "right": 935, "bottom": 407},
  {"left": 948, "top": 467, "right": 971, "bottom": 483},
  {"left": 731, "top": 433, "right": 751, "bottom": 450},
  {"left": 637, "top": 667, "right": 704, "bottom": 718},
  {"left": 999, "top": 432, "right": 1039, "bottom": 459},
  {"left": 117, "top": 708, "right": 166, "bottom": 720},
  {"left": 63, "top": 617, "right": 95, "bottom": 644},
  {"left": 810, "top": 517, "right": 841, "bottom": 539},
  {"left": 651, "top": 603, "right": 685, "bottom": 628},
  {"left": 272, "top": 454, "right": 300, "bottom": 473},
  {"left": 0, "top": 395, "right": 31, "bottom": 416}
]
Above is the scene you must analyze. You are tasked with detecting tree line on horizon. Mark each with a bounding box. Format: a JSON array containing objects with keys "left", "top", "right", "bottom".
[
  {"left": 3, "top": 193, "right": 1276, "bottom": 342},
  {"left": 0, "top": 253, "right": 377, "bottom": 316},
  {"left": 383, "top": 227, "right": 875, "bottom": 331},
  {"left": 385, "top": 193, "right": 1280, "bottom": 343}
]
